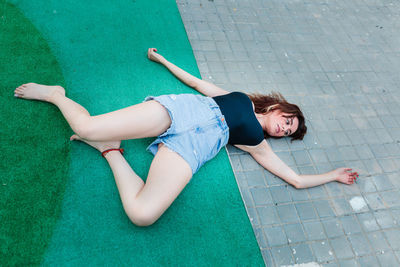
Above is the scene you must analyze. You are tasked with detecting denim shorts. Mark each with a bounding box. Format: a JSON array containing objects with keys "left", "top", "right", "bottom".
[{"left": 145, "top": 94, "right": 229, "bottom": 175}]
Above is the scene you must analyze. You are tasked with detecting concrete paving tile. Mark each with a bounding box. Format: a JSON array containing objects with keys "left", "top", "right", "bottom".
[
  {"left": 316, "top": 162, "right": 334, "bottom": 174},
  {"left": 277, "top": 204, "right": 300, "bottom": 224},
  {"left": 339, "top": 216, "right": 362, "bottom": 235},
  {"left": 288, "top": 186, "right": 310, "bottom": 201},
  {"left": 395, "top": 250, "right": 400, "bottom": 263},
  {"left": 311, "top": 240, "right": 335, "bottom": 262},
  {"left": 332, "top": 198, "right": 353, "bottom": 216},
  {"left": 317, "top": 132, "right": 336, "bottom": 147},
  {"left": 324, "top": 182, "right": 344, "bottom": 198},
  {"left": 308, "top": 186, "right": 328, "bottom": 200},
  {"left": 377, "top": 158, "right": 398, "bottom": 173},
  {"left": 240, "top": 154, "right": 262, "bottom": 171},
  {"left": 354, "top": 144, "right": 374, "bottom": 160},
  {"left": 374, "top": 210, "right": 396, "bottom": 229},
  {"left": 324, "top": 147, "right": 344, "bottom": 162},
  {"left": 257, "top": 206, "right": 280, "bottom": 226},
  {"left": 298, "top": 165, "right": 317, "bottom": 176},
  {"left": 275, "top": 151, "right": 296, "bottom": 166},
  {"left": 330, "top": 236, "right": 354, "bottom": 259},
  {"left": 303, "top": 221, "right": 326, "bottom": 241},
  {"left": 322, "top": 218, "right": 344, "bottom": 238},
  {"left": 250, "top": 187, "right": 273, "bottom": 206},
  {"left": 284, "top": 223, "right": 307, "bottom": 244},
  {"left": 240, "top": 187, "right": 255, "bottom": 207},
  {"left": 309, "top": 149, "right": 330, "bottom": 164},
  {"left": 270, "top": 246, "right": 295, "bottom": 266},
  {"left": 270, "top": 185, "right": 292, "bottom": 204},
  {"left": 381, "top": 191, "right": 400, "bottom": 208},
  {"left": 314, "top": 200, "right": 336, "bottom": 218},
  {"left": 333, "top": 132, "right": 352, "bottom": 147},
  {"left": 377, "top": 251, "right": 400, "bottom": 266},
  {"left": 228, "top": 154, "right": 243, "bottom": 172},
  {"left": 261, "top": 249, "right": 274, "bottom": 267},
  {"left": 348, "top": 233, "right": 373, "bottom": 257},
  {"left": 292, "top": 150, "right": 313, "bottom": 166},
  {"left": 357, "top": 255, "right": 380, "bottom": 267},
  {"left": 337, "top": 259, "right": 358, "bottom": 267},
  {"left": 342, "top": 183, "right": 362, "bottom": 196},
  {"left": 346, "top": 130, "right": 367, "bottom": 145},
  {"left": 338, "top": 146, "right": 359, "bottom": 161},
  {"left": 245, "top": 170, "right": 266, "bottom": 187},
  {"left": 295, "top": 202, "right": 318, "bottom": 221},
  {"left": 383, "top": 229, "right": 400, "bottom": 250},
  {"left": 357, "top": 177, "right": 377, "bottom": 193},
  {"left": 291, "top": 243, "right": 315, "bottom": 264},
  {"left": 322, "top": 262, "right": 339, "bottom": 267},
  {"left": 364, "top": 192, "right": 386, "bottom": 210},
  {"left": 264, "top": 225, "right": 287, "bottom": 247},
  {"left": 247, "top": 207, "right": 260, "bottom": 227},
  {"left": 369, "top": 144, "right": 391, "bottom": 158},
  {"left": 356, "top": 213, "right": 380, "bottom": 232},
  {"left": 254, "top": 227, "right": 268, "bottom": 249},
  {"left": 366, "top": 232, "right": 390, "bottom": 253}
]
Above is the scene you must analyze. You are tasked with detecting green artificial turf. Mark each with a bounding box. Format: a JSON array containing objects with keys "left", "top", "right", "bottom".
[
  {"left": 5, "top": 0, "right": 264, "bottom": 266},
  {"left": 0, "top": 1, "right": 70, "bottom": 266}
]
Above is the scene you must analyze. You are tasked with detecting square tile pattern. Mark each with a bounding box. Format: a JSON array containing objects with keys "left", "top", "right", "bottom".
[{"left": 177, "top": 0, "right": 400, "bottom": 266}]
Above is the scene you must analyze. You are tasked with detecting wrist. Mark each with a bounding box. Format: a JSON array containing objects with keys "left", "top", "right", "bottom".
[{"left": 159, "top": 57, "right": 167, "bottom": 64}]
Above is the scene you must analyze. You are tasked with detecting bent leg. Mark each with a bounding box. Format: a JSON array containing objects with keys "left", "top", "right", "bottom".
[
  {"left": 15, "top": 83, "right": 171, "bottom": 140},
  {"left": 105, "top": 144, "right": 192, "bottom": 226}
]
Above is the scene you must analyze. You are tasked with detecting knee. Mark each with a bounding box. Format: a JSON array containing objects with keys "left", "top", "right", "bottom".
[
  {"left": 73, "top": 118, "right": 96, "bottom": 140},
  {"left": 126, "top": 206, "right": 158, "bottom": 227}
]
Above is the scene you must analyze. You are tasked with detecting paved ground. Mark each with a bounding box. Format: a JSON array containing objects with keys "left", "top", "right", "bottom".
[{"left": 176, "top": 0, "right": 400, "bottom": 266}]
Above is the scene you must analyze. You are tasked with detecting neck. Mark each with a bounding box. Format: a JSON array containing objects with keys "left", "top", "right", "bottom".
[{"left": 255, "top": 113, "right": 266, "bottom": 130}]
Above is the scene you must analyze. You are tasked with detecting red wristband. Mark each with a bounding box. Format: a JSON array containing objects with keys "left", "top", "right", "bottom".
[{"left": 101, "top": 148, "right": 124, "bottom": 158}]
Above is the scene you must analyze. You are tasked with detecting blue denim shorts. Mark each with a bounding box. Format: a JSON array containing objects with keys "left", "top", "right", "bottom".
[{"left": 145, "top": 94, "right": 229, "bottom": 175}]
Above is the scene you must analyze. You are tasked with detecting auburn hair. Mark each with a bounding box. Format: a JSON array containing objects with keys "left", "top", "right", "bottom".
[{"left": 247, "top": 92, "right": 307, "bottom": 141}]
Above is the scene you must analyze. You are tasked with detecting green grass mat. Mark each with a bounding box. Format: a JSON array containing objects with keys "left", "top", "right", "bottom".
[
  {"left": 5, "top": 0, "right": 264, "bottom": 265},
  {"left": 0, "top": 1, "right": 70, "bottom": 265}
]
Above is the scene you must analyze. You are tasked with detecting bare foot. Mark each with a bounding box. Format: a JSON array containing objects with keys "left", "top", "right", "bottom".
[
  {"left": 14, "top": 83, "right": 65, "bottom": 102},
  {"left": 70, "top": 134, "right": 121, "bottom": 154}
]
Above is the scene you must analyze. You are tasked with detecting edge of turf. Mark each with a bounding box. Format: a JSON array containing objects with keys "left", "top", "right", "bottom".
[{"left": 0, "top": 2, "right": 70, "bottom": 265}]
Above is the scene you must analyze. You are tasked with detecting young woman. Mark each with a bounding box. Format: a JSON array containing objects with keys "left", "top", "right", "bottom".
[{"left": 13, "top": 48, "right": 358, "bottom": 226}]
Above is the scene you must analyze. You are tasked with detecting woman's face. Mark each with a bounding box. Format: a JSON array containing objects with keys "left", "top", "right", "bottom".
[{"left": 264, "top": 110, "right": 299, "bottom": 137}]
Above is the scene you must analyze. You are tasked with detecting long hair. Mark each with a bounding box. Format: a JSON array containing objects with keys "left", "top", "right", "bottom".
[{"left": 248, "top": 92, "right": 307, "bottom": 141}]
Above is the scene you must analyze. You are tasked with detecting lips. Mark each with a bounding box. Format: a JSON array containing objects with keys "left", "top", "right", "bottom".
[{"left": 276, "top": 124, "right": 280, "bottom": 134}]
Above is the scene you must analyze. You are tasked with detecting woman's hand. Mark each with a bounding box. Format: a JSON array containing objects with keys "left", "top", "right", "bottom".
[
  {"left": 147, "top": 48, "right": 165, "bottom": 63},
  {"left": 333, "top": 168, "right": 359, "bottom": 185}
]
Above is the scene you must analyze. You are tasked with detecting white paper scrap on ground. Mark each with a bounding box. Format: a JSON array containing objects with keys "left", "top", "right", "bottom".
[
  {"left": 281, "top": 262, "right": 321, "bottom": 267},
  {"left": 349, "top": 196, "right": 367, "bottom": 212}
]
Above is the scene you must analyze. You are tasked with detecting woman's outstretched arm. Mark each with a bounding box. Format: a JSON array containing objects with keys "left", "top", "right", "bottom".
[
  {"left": 147, "top": 48, "right": 228, "bottom": 97},
  {"left": 236, "top": 140, "right": 358, "bottom": 189}
]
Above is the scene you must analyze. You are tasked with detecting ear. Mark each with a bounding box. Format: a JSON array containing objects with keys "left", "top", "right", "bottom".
[{"left": 266, "top": 104, "right": 280, "bottom": 113}]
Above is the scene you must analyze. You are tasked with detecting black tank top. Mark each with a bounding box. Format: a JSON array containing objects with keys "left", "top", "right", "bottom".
[{"left": 213, "top": 92, "right": 264, "bottom": 145}]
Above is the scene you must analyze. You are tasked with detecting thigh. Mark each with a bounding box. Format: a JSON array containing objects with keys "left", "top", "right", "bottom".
[
  {"left": 86, "top": 100, "right": 171, "bottom": 141},
  {"left": 135, "top": 144, "right": 192, "bottom": 221}
]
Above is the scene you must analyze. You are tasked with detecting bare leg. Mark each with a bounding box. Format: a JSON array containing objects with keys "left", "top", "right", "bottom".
[
  {"left": 72, "top": 135, "right": 192, "bottom": 226},
  {"left": 14, "top": 83, "right": 171, "bottom": 140}
]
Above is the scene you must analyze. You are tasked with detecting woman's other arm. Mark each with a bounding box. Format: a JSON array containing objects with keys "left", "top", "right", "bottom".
[
  {"left": 236, "top": 140, "right": 358, "bottom": 189},
  {"left": 147, "top": 48, "right": 229, "bottom": 97}
]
